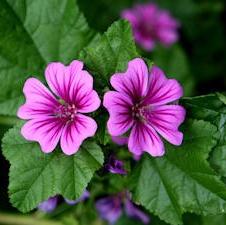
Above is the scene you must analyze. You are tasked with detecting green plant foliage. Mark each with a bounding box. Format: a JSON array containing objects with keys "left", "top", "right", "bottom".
[
  {"left": 129, "top": 119, "right": 226, "bottom": 225},
  {"left": 0, "top": 0, "right": 97, "bottom": 116},
  {"left": 79, "top": 20, "right": 139, "bottom": 89},
  {"left": 182, "top": 93, "right": 226, "bottom": 178},
  {"left": 2, "top": 124, "right": 104, "bottom": 212}
]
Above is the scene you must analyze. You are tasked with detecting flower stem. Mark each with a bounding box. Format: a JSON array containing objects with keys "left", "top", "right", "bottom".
[
  {"left": 0, "top": 116, "right": 19, "bottom": 127},
  {"left": 0, "top": 212, "right": 63, "bottom": 225}
]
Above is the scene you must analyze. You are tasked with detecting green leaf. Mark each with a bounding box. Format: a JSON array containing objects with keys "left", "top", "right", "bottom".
[
  {"left": 79, "top": 20, "right": 139, "bottom": 89},
  {"left": 152, "top": 45, "right": 195, "bottom": 96},
  {"left": 182, "top": 94, "right": 226, "bottom": 177},
  {"left": 0, "top": 0, "right": 97, "bottom": 116},
  {"left": 184, "top": 213, "right": 226, "bottom": 225},
  {"left": 2, "top": 124, "right": 104, "bottom": 213},
  {"left": 129, "top": 119, "right": 226, "bottom": 225},
  {"left": 200, "top": 214, "right": 226, "bottom": 225},
  {"left": 115, "top": 215, "right": 146, "bottom": 225},
  {"left": 181, "top": 94, "right": 226, "bottom": 126}
]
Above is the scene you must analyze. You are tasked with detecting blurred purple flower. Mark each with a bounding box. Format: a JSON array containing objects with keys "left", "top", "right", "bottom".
[
  {"left": 121, "top": 3, "right": 180, "bottom": 51},
  {"left": 105, "top": 156, "right": 127, "bottom": 175},
  {"left": 96, "top": 193, "right": 150, "bottom": 224},
  {"left": 38, "top": 196, "right": 58, "bottom": 213},
  {"left": 96, "top": 195, "right": 122, "bottom": 224},
  {"left": 65, "top": 190, "right": 90, "bottom": 205},
  {"left": 125, "top": 199, "right": 150, "bottom": 224},
  {"left": 38, "top": 190, "right": 90, "bottom": 213}
]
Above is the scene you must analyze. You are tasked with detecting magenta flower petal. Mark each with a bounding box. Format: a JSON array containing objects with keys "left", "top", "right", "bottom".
[
  {"left": 133, "top": 154, "right": 142, "bottom": 161},
  {"left": 45, "top": 60, "right": 83, "bottom": 102},
  {"left": 103, "top": 58, "right": 185, "bottom": 157},
  {"left": 110, "top": 58, "right": 148, "bottom": 100},
  {"left": 69, "top": 70, "right": 101, "bottom": 113},
  {"left": 104, "top": 91, "right": 134, "bottom": 136},
  {"left": 18, "top": 60, "right": 100, "bottom": 155},
  {"left": 128, "top": 122, "right": 164, "bottom": 157},
  {"left": 144, "top": 66, "right": 183, "bottom": 106},
  {"left": 17, "top": 78, "right": 59, "bottom": 120},
  {"left": 21, "top": 116, "right": 63, "bottom": 153},
  {"left": 149, "top": 105, "right": 186, "bottom": 145},
  {"left": 60, "top": 114, "right": 97, "bottom": 155}
]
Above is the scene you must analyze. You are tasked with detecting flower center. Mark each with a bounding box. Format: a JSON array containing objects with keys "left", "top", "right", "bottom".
[
  {"left": 139, "top": 23, "right": 157, "bottom": 39},
  {"left": 55, "top": 102, "right": 77, "bottom": 123},
  {"left": 131, "top": 103, "right": 151, "bottom": 123}
]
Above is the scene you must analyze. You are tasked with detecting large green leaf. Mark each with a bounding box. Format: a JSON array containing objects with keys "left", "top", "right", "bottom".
[
  {"left": 129, "top": 119, "right": 226, "bottom": 225},
  {"left": 79, "top": 20, "right": 139, "bottom": 89},
  {"left": 2, "top": 124, "right": 104, "bottom": 212},
  {"left": 182, "top": 93, "right": 226, "bottom": 178},
  {"left": 200, "top": 214, "right": 226, "bottom": 225},
  {"left": 0, "top": 0, "right": 97, "bottom": 116}
]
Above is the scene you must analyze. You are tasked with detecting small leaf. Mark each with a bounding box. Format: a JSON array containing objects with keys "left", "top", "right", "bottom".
[
  {"left": 2, "top": 124, "right": 104, "bottom": 212},
  {"left": 129, "top": 120, "right": 226, "bottom": 225},
  {"left": 182, "top": 94, "right": 226, "bottom": 178},
  {"left": 79, "top": 20, "right": 139, "bottom": 89}
]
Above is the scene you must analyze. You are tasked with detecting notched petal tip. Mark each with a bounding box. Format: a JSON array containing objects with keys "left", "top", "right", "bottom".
[
  {"left": 146, "top": 147, "right": 165, "bottom": 157},
  {"left": 68, "top": 60, "right": 84, "bottom": 71},
  {"left": 149, "top": 65, "right": 166, "bottom": 79},
  {"left": 39, "top": 143, "right": 56, "bottom": 154},
  {"left": 61, "top": 145, "right": 80, "bottom": 156},
  {"left": 128, "top": 57, "right": 146, "bottom": 67},
  {"left": 22, "top": 77, "right": 41, "bottom": 95},
  {"left": 110, "top": 57, "right": 149, "bottom": 100},
  {"left": 172, "top": 131, "right": 184, "bottom": 146},
  {"left": 17, "top": 104, "right": 27, "bottom": 119}
]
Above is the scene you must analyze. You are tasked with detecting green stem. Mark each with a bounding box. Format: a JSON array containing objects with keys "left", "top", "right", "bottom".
[
  {"left": 0, "top": 213, "right": 63, "bottom": 225},
  {"left": 0, "top": 116, "right": 19, "bottom": 127}
]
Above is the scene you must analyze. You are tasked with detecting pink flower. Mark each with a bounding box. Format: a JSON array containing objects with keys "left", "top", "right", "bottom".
[
  {"left": 18, "top": 60, "right": 101, "bottom": 155},
  {"left": 121, "top": 3, "right": 180, "bottom": 51},
  {"left": 103, "top": 58, "right": 185, "bottom": 157}
]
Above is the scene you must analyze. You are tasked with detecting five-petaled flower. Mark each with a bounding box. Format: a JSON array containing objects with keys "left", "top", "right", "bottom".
[
  {"left": 103, "top": 58, "right": 185, "bottom": 157},
  {"left": 18, "top": 60, "right": 101, "bottom": 155},
  {"left": 121, "top": 3, "right": 180, "bottom": 51}
]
